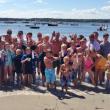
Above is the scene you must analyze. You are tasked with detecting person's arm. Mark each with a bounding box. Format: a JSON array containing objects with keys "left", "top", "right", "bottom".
[
  {"left": 50, "top": 31, "right": 55, "bottom": 43},
  {"left": 21, "top": 55, "right": 28, "bottom": 63}
]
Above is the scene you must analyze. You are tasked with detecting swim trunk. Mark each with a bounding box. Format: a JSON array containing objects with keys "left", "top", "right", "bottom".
[
  {"left": 60, "top": 75, "right": 70, "bottom": 87},
  {"left": 45, "top": 68, "right": 56, "bottom": 84}
]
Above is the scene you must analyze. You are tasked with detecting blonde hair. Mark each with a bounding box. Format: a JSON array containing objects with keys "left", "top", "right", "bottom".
[
  {"left": 16, "top": 49, "right": 21, "bottom": 55},
  {"left": 61, "top": 43, "right": 67, "bottom": 49},
  {"left": 63, "top": 56, "right": 69, "bottom": 63}
]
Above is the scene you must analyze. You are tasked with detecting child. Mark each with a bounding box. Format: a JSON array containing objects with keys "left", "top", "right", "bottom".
[
  {"left": 44, "top": 49, "right": 56, "bottom": 89},
  {"left": 95, "top": 54, "right": 107, "bottom": 86},
  {"left": 71, "top": 53, "right": 83, "bottom": 87},
  {"left": 60, "top": 56, "right": 70, "bottom": 92},
  {"left": 13, "top": 49, "right": 23, "bottom": 88},
  {"left": 105, "top": 54, "right": 110, "bottom": 91},
  {"left": 4, "top": 42, "right": 14, "bottom": 86},
  {"left": 21, "top": 47, "right": 37, "bottom": 86},
  {"left": 59, "top": 44, "right": 67, "bottom": 64},
  {"left": 83, "top": 49, "right": 95, "bottom": 85}
]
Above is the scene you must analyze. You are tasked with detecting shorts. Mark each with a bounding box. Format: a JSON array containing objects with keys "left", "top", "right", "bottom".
[
  {"left": 60, "top": 75, "right": 70, "bottom": 87},
  {"left": 45, "top": 68, "right": 56, "bottom": 84},
  {"left": 71, "top": 68, "right": 80, "bottom": 81},
  {"left": 24, "top": 65, "right": 33, "bottom": 74}
]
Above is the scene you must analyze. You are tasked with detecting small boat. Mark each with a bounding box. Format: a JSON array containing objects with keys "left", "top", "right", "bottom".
[
  {"left": 48, "top": 23, "right": 58, "bottom": 26},
  {"left": 4, "top": 21, "right": 16, "bottom": 24},
  {"left": 91, "top": 23, "right": 100, "bottom": 26},
  {"left": 30, "top": 26, "right": 40, "bottom": 29},
  {"left": 25, "top": 24, "right": 31, "bottom": 27},
  {"left": 71, "top": 23, "right": 79, "bottom": 26},
  {"left": 22, "top": 21, "right": 30, "bottom": 23},
  {"left": 97, "top": 25, "right": 108, "bottom": 31}
]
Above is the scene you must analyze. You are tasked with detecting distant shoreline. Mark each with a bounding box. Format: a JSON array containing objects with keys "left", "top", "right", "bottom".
[{"left": 0, "top": 18, "right": 110, "bottom": 23}]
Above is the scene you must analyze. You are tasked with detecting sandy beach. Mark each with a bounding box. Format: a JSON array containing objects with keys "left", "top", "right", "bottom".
[{"left": 0, "top": 83, "right": 109, "bottom": 110}]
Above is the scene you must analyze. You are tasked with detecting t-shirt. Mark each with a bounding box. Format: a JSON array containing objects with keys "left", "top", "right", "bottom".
[
  {"left": 95, "top": 57, "right": 107, "bottom": 70},
  {"left": 100, "top": 41, "right": 110, "bottom": 57},
  {"left": 13, "top": 54, "right": 23, "bottom": 73},
  {"left": 21, "top": 54, "right": 37, "bottom": 72}
]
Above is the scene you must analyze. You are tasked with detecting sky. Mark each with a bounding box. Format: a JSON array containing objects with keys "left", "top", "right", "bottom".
[{"left": 0, "top": 0, "right": 110, "bottom": 19}]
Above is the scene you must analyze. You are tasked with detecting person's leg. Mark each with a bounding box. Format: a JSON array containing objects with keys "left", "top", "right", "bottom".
[
  {"left": 99, "top": 70, "right": 104, "bottom": 85},
  {"left": 82, "top": 70, "right": 86, "bottom": 82},
  {"left": 45, "top": 69, "right": 50, "bottom": 89},
  {"left": 41, "top": 68, "right": 46, "bottom": 86},
  {"left": 8, "top": 65, "right": 13, "bottom": 86},
  {"left": 4, "top": 66, "right": 8, "bottom": 85},
  {"left": 32, "top": 72, "right": 36, "bottom": 84},
  {"left": 28, "top": 74, "right": 32, "bottom": 86},
  {"left": 72, "top": 70, "right": 77, "bottom": 87},
  {"left": 50, "top": 69, "right": 56, "bottom": 89},
  {"left": 88, "top": 70, "right": 95, "bottom": 85},
  {"left": 95, "top": 70, "right": 99, "bottom": 86}
]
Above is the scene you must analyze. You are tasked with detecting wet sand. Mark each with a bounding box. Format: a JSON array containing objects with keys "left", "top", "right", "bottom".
[{"left": 0, "top": 83, "right": 109, "bottom": 110}]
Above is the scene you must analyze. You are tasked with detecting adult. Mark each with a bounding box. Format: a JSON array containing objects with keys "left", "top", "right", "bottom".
[
  {"left": 50, "top": 32, "right": 62, "bottom": 57},
  {"left": 100, "top": 33, "right": 110, "bottom": 58},
  {"left": 86, "top": 34, "right": 100, "bottom": 52},
  {"left": 4, "top": 29, "right": 13, "bottom": 44},
  {"left": 36, "top": 32, "right": 43, "bottom": 45}
]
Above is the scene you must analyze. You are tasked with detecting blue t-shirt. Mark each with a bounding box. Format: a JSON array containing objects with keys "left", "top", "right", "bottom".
[{"left": 21, "top": 54, "right": 37, "bottom": 73}]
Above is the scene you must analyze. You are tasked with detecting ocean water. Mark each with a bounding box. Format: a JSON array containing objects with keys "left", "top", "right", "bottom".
[{"left": 0, "top": 22, "right": 110, "bottom": 40}]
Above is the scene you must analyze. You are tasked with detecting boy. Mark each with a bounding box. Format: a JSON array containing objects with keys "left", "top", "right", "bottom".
[
  {"left": 60, "top": 56, "right": 71, "bottom": 92},
  {"left": 13, "top": 49, "right": 23, "bottom": 88},
  {"left": 44, "top": 49, "right": 56, "bottom": 89},
  {"left": 21, "top": 47, "right": 37, "bottom": 86}
]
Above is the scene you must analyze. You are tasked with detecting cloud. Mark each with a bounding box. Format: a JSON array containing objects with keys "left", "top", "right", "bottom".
[
  {"left": 34, "top": 0, "right": 47, "bottom": 4},
  {"left": 0, "top": 8, "right": 105, "bottom": 19},
  {"left": 0, "top": 0, "right": 7, "bottom": 4},
  {"left": 0, "top": 1, "right": 110, "bottom": 19},
  {"left": 101, "top": 5, "right": 110, "bottom": 12}
]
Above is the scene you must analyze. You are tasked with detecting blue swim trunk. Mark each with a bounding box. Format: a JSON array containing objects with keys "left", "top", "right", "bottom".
[{"left": 45, "top": 68, "right": 56, "bottom": 84}]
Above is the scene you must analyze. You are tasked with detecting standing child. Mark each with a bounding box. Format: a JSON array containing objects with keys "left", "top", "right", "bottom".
[
  {"left": 105, "top": 54, "right": 110, "bottom": 91},
  {"left": 71, "top": 53, "right": 83, "bottom": 87},
  {"left": 44, "top": 49, "right": 56, "bottom": 89},
  {"left": 4, "top": 43, "right": 14, "bottom": 87},
  {"left": 83, "top": 49, "right": 95, "bottom": 85},
  {"left": 21, "top": 47, "right": 37, "bottom": 86},
  {"left": 13, "top": 49, "right": 23, "bottom": 88},
  {"left": 60, "top": 56, "right": 71, "bottom": 92},
  {"left": 95, "top": 54, "right": 107, "bottom": 86}
]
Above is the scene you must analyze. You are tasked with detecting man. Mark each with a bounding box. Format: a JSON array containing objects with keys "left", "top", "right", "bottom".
[
  {"left": 38, "top": 35, "right": 51, "bottom": 54},
  {"left": 50, "top": 32, "right": 62, "bottom": 57},
  {"left": 17, "top": 31, "right": 26, "bottom": 49},
  {"left": 86, "top": 33, "right": 100, "bottom": 52},
  {"left": 100, "top": 33, "right": 110, "bottom": 58},
  {"left": 93, "top": 32, "right": 102, "bottom": 44},
  {"left": 4, "top": 29, "right": 13, "bottom": 44},
  {"left": 36, "top": 32, "right": 43, "bottom": 45}
]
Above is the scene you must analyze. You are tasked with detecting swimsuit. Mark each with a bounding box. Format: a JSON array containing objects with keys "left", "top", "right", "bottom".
[{"left": 45, "top": 68, "right": 56, "bottom": 84}]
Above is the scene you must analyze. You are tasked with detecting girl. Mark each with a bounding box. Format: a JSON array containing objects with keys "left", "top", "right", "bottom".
[
  {"left": 83, "top": 49, "right": 95, "bottom": 85},
  {"left": 95, "top": 54, "right": 107, "bottom": 85},
  {"left": 4, "top": 43, "right": 15, "bottom": 86},
  {"left": 59, "top": 44, "right": 68, "bottom": 64}
]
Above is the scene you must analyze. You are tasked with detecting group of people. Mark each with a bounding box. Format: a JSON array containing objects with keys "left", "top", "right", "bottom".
[{"left": 0, "top": 30, "right": 110, "bottom": 92}]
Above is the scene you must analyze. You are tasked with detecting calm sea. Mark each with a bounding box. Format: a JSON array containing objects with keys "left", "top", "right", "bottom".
[{"left": 0, "top": 22, "right": 110, "bottom": 40}]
